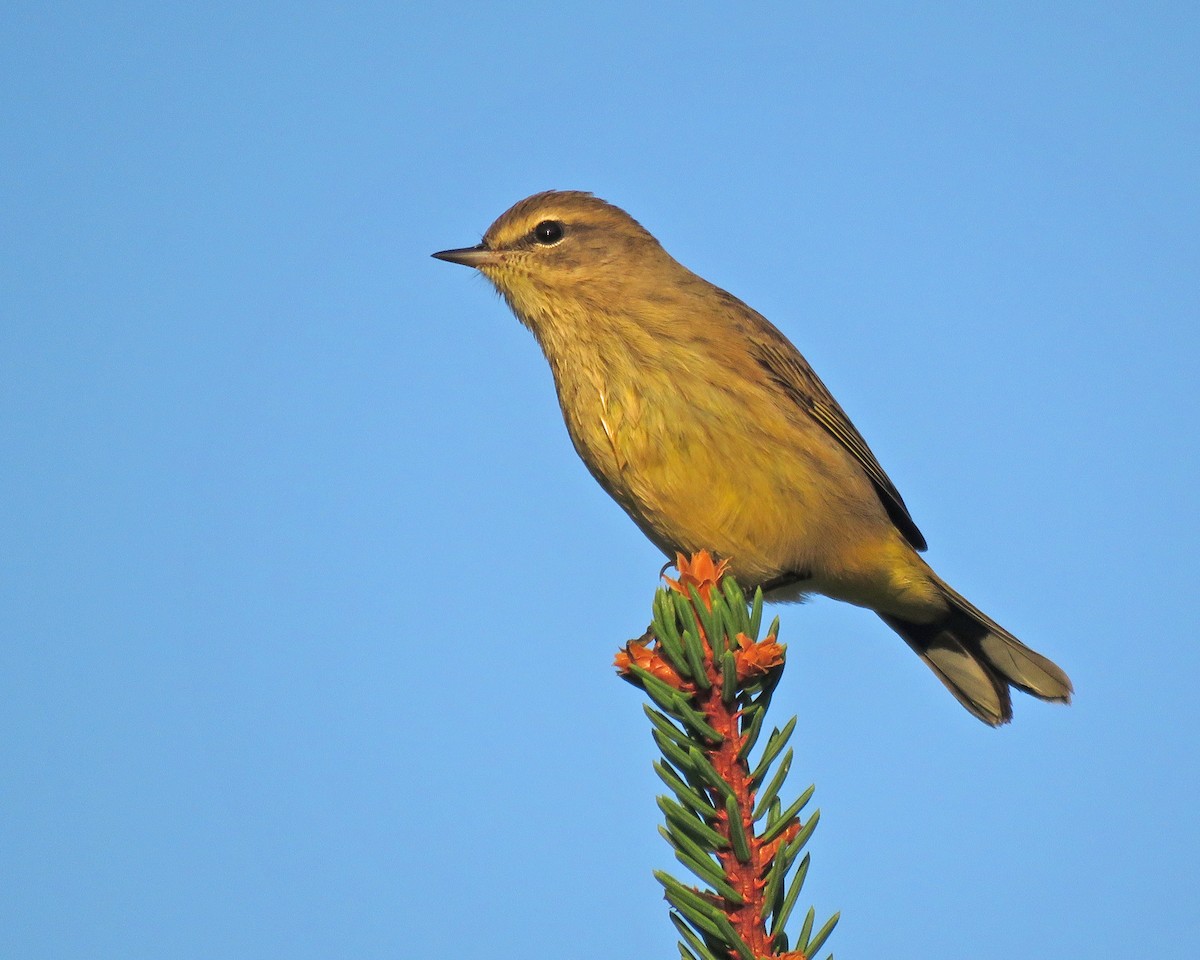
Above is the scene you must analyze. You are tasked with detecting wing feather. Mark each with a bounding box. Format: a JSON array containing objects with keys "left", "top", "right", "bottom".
[{"left": 747, "top": 330, "right": 928, "bottom": 551}]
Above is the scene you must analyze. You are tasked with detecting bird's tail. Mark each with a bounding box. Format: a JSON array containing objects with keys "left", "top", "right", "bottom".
[{"left": 879, "top": 579, "right": 1072, "bottom": 726}]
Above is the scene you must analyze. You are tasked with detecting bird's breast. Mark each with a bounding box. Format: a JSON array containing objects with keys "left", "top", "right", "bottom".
[{"left": 554, "top": 357, "right": 829, "bottom": 583}]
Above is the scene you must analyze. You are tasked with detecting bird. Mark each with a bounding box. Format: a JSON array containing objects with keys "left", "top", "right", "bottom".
[{"left": 432, "top": 190, "right": 1072, "bottom": 725}]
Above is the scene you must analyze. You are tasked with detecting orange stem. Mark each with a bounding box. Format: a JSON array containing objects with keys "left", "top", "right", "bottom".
[{"left": 689, "top": 614, "right": 801, "bottom": 959}]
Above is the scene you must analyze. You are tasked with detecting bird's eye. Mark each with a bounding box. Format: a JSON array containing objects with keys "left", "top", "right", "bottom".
[{"left": 532, "top": 220, "right": 565, "bottom": 245}]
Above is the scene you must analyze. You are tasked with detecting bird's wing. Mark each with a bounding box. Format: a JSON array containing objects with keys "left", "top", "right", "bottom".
[{"left": 747, "top": 329, "right": 928, "bottom": 552}]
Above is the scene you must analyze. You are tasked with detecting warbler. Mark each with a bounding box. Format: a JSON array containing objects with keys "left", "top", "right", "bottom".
[{"left": 433, "top": 190, "right": 1071, "bottom": 725}]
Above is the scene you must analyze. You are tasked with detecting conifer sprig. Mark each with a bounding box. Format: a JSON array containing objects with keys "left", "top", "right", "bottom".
[{"left": 616, "top": 552, "right": 839, "bottom": 960}]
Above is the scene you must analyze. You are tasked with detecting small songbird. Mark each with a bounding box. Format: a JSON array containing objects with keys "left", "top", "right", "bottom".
[{"left": 433, "top": 190, "right": 1071, "bottom": 725}]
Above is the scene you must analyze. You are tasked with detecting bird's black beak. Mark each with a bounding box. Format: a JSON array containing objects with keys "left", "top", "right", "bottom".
[{"left": 431, "top": 244, "right": 498, "bottom": 268}]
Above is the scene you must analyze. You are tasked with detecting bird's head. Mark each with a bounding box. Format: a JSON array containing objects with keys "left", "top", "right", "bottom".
[{"left": 432, "top": 190, "right": 672, "bottom": 336}]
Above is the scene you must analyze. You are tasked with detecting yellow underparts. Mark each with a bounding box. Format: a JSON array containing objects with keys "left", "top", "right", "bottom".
[{"left": 566, "top": 365, "right": 944, "bottom": 623}]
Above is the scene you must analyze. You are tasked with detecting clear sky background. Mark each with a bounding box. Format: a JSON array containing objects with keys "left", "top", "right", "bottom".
[{"left": 3, "top": 3, "right": 1197, "bottom": 958}]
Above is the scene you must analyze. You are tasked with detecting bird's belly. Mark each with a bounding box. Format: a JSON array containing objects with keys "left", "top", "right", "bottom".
[{"left": 568, "top": 385, "right": 887, "bottom": 589}]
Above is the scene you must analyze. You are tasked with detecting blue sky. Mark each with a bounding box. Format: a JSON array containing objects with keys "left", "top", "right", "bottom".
[{"left": 3, "top": 3, "right": 1197, "bottom": 958}]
